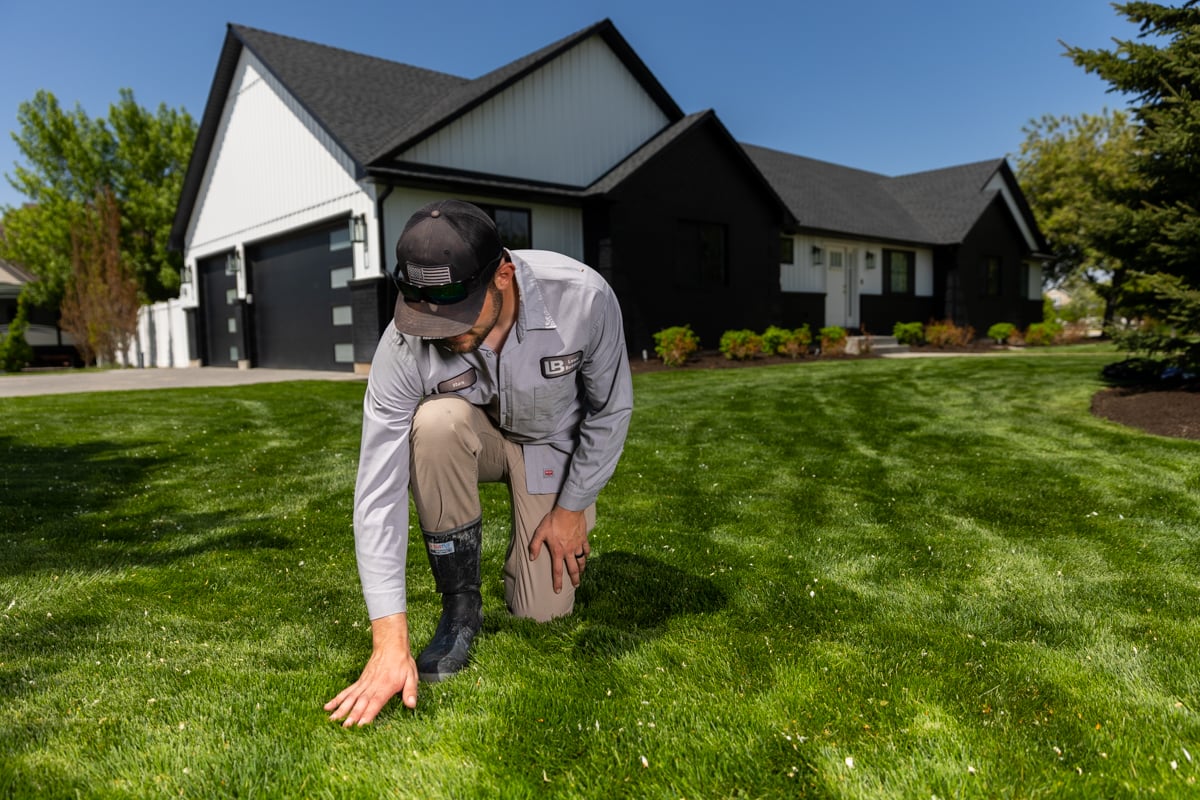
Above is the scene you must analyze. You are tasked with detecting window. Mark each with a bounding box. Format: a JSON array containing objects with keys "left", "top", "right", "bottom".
[
  {"left": 884, "top": 249, "right": 915, "bottom": 295},
  {"left": 477, "top": 204, "right": 532, "bottom": 250},
  {"left": 983, "top": 256, "right": 1002, "bottom": 297},
  {"left": 780, "top": 237, "right": 795, "bottom": 265},
  {"left": 675, "top": 220, "right": 727, "bottom": 286}
]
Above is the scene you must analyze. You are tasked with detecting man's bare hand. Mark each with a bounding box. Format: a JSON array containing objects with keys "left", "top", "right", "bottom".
[
  {"left": 325, "top": 613, "right": 418, "bottom": 726},
  {"left": 528, "top": 505, "right": 589, "bottom": 593}
]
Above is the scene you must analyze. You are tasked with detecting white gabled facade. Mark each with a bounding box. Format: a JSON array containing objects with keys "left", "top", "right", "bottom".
[
  {"left": 382, "top": 188, "right": 585, "bottom": 262},
  {"left": 179, "top": 50, "right": 376, "bottom": 307},
  {"left": 401, "top": 37, "right": 671, "bottom": 187}
]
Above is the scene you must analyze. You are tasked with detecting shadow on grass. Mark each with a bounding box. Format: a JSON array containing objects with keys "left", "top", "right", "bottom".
[
  {"left": 568, "top": 550, "right": 727, "bottom": 657},
  {"left": 0, "top": 434, "right": 299, "bottom": 578}
]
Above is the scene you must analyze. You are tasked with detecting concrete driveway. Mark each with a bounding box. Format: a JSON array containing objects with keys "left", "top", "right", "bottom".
[{"left": 0, "top": 367, "right": 366, "bottom": 398}]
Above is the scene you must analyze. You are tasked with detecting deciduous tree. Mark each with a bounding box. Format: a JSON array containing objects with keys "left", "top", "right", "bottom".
[
  {"left": 1014, "top": 110, "right": 1142, "bottom": 323},
  {"left": 1, "top": 89, "right": 195, "bottom": 308},
  {"left": 60, "top": 188, "right": 139, "bottom": 366}
]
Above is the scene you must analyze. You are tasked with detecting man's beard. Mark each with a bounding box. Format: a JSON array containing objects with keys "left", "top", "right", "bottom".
[{"left": 434, "top": 284, "right": 503, "bottom": 355}]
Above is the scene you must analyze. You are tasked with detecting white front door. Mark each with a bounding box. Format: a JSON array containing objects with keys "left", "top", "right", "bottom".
[{"left": 824, "top": 247, "right": 859, "bottom": 328}]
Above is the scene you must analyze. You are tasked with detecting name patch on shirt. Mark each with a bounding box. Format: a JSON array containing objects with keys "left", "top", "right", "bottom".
[
  {"left": 541, "top": 351, "right": 583, "bottom": 379},
  {"left": 437, "top": 368, "right": 477, "bottom": 393}
]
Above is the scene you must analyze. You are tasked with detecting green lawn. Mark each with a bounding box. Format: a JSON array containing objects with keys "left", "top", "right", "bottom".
[{"left": 2, "top": 354, "right": 1198, "bottom": 798}]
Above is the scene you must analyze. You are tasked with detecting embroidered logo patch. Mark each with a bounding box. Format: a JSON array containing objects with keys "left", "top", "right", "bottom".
[
  {"left": 544, "top": 469, "right": 555, "bottom": 477},
  {"left": 437, "top": 368, "right": 477, "bottom": 393},
  {"left": 541, "top": 351, "right": 583, "bottom": 379},
  {"left": 427, "top": 540, "right": 456, "bottom": 556}
]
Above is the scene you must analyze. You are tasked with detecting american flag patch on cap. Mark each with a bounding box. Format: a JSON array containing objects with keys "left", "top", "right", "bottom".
[{"left": 406, "top": 263, "right": 453, "bottom": 286}]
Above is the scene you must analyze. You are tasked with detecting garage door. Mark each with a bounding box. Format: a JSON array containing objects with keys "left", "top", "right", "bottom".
[{"left": 247, "top": 221, "right": 355, "bottom": 371}]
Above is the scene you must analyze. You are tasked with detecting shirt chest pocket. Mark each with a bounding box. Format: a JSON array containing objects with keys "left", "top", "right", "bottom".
[{"left": 516, "top": 376, "right": 579, "bottom": 432}]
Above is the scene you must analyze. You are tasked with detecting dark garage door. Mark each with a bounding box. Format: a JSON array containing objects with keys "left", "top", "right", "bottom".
[{"left": 247, "top": 221, "right": 355, "bottom": 371}]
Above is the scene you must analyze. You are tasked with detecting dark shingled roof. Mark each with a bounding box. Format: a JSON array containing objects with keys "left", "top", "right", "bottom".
[
  {"left": 883, "top": 159, "right": 1010, "bottom": 243},
  {"left": 744, "top": 144, "right": 1024, "bottom": 248},
  {"left": 232, "top": 24, "right": 467, "bottom": 166},
  {"left": 743, "top": 144, "right": 932, "bottom": 242}
]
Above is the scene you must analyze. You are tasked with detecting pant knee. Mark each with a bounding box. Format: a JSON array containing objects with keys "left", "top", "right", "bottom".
[{"left": 411, "top": 397, "right": 475, "bottom": 454}]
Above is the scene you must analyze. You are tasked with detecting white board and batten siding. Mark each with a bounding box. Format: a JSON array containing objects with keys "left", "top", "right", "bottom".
[
  {"left": 779, "top": 234, "right": 934, "bottom": 297},
  {"left": 400, "top": 36, "right": 671, "bottom": 188},
  {"left": 180, "top": 50, "right": 375, "bottom": 304},
  {"left": 383, "top": 189, "right": 585, "bottom": 262}
]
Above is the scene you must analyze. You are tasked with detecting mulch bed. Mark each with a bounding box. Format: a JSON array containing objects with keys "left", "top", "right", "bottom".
[{"left": 1090, "top": 385, "right": 1200, "bottom": 441}]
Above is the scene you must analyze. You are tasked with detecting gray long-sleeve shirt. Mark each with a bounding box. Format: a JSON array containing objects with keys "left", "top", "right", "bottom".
[{"left": 352, "top": 250, "right": 634, "bottom": 620}]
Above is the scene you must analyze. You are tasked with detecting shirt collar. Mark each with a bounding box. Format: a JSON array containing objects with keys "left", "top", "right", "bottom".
[{"left": 509, "top": 251, "right": 556, "bottom": 342}]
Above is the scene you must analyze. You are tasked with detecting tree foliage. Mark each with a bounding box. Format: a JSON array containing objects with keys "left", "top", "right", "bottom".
[
  {"left": 0, "top": 89, "right": 196, "bottom": 308},
  {"left": 1061, "top": 1, "right": 1200, "bottom": 367},
  {"left": 60, "top": 188, "right": 140, "bottom": 366},
  {"left": 0, "top": 292, "right": 34, "bottom": 372},
  {"left": 1014, "top": 110, "right": 1142, "bottom": 290}
]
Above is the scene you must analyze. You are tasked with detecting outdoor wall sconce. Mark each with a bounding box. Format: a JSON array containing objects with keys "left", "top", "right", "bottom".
[
  {"left": 350, "top": 214, "right": 366, "bottom": 244},
  {"left": 811, "top": 245, "right": 823, "bottom": 266},
  {"left": 181, "top": 263, "right": 194, "bottom": 283},
  {"left": 864, "top": 250, "right": 876, "bottom": 270},
  {"left": 225, "top": 250, "right": 243, "bottom": 276}
]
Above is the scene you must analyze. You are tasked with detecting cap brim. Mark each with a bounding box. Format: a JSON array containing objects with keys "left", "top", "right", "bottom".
[{"left": 393, "top": 290, "right": 487, "bottom": 338}]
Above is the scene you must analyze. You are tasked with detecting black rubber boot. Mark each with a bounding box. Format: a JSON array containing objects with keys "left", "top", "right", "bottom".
[{"left": 416, "top": 518, "right": 483, "bottom": 682}]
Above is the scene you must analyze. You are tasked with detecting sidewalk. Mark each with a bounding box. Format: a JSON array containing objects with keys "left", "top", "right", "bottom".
[{"left": 0, "top": 367, "right": 366, "bottom": 398}]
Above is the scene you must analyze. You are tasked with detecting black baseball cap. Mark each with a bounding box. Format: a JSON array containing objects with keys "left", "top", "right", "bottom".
[{"left": 392, "top": 200, "right": 503, "bottom": 338}]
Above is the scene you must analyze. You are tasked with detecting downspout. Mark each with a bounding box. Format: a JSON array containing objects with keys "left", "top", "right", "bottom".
[{"left": 375, "top": 183, "right": 394, "bottom": 275}]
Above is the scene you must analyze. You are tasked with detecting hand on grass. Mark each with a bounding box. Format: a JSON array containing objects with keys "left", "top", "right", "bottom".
[
  {"left": 325, "top": 613, "right": 418, "bottom": 726},
  {"left": 528, "top": 505, "right": 589, "bottom": 593}
]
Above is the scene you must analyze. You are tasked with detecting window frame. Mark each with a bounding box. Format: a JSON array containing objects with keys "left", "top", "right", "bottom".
[
  {"left": 476, "top": 203, "right": 533, "bottom": 251},
  {"left": 883, "top": 248, "right": 916, "bottom": 296},
  {"left": 982, "top": 256, "right": 1003, "bottom": 298}
]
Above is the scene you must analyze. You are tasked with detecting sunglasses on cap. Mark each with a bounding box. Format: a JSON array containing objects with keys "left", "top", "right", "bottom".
[{"left": 391, "top": 254, "right": 502, "bottom": 305}]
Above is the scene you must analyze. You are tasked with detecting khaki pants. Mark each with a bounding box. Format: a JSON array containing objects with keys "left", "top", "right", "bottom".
[{"left": 409, "top": 395, "right": 594, "bottom": 622}]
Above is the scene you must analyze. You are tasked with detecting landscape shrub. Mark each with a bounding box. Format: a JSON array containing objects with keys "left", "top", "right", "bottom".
[
  {"left": 780, "top": 325, "right": 812, "bottom": 358},
  {"left": 0, "top": 294, "right": 34, "bottom": 373},
  {"left": 893, "top": 321, "right": 924, "bottom": 346},
  {"left": 819, "top": 325, "right": 847, "bottom": 355},
  {"left": 987, "top": 322, "right": 1017, "bottom": 344},
  {"left": 1024, "top": 321, "right": 1062, "bottom": 346},
  {"left": 760, "top": 325, "right": 790, "bottom": 355},
  {"left": 719, "top": 329, "right": 763, "bottom": 360},
  {"left": 652, "top": 325, "right": 700, "bottom": 367},
  {"left": 762, "top": 324, "right": 812, "bottom": 358},
  {"left": 924, "top": 318, "right": 975, "bottom": 348}
]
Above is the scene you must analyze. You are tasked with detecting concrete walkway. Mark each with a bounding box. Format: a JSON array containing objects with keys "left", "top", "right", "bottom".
[{"left": 0, "top": 367, "right": 366, "bottom": 398}]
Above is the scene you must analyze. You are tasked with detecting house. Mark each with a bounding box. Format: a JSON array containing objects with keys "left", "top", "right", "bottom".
[
  {"left": 169, "top": 20, "right": 1045, "bottom": 372},
  {"left": 744, "top": 146, "right": 1048, "bottom": 336},
  {"left": 169, "top": 20, "right": 792, "bottom": 371},
  {"left": 0, "top": 256, "right": 77, "bottom": 367}
]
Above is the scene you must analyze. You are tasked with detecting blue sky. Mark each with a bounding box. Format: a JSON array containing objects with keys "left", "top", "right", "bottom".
[{"left": 1, "top": 0, "right": 1135, "bottom": 211}]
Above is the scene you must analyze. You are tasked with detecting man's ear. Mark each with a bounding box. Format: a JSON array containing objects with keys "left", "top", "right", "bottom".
[{"left": 493, "top": 258, "right": 515, "bottom": 289}]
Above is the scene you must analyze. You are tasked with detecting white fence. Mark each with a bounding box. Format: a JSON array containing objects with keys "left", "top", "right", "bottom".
[{"left": 119, "top": 299, "right": 191, "bottom": 368}]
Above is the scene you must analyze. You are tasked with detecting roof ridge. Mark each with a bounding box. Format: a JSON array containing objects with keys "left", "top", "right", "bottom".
[{"left": 229, "top": 23, "right": 461, "bottom": 80}]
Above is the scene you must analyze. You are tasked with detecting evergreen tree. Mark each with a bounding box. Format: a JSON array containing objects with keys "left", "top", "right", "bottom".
[{"left": 1065, "top": 1, "right": 1200, "bottom": 366}]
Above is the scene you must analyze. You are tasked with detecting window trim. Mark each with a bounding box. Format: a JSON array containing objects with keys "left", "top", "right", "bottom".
[
  {"left": 883, "top": 248, "right": 916, "bottom": 296},
  {"left": 476, "top": 203, "right": 533, "bottom": 251}
]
